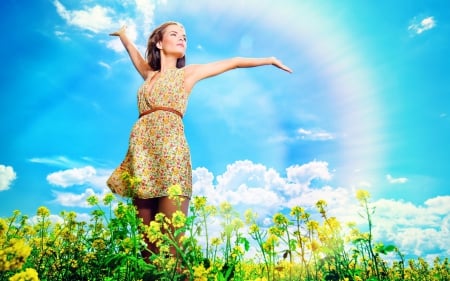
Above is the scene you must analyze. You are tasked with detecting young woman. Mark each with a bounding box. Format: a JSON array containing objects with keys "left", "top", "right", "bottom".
[{"left": 107, "top": 21, "right": 291, "bottom": 259}]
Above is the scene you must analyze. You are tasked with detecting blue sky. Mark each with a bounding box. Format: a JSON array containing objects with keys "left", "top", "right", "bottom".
[{"left": 1, "top": 0, "right": 449, "bottom": 260}]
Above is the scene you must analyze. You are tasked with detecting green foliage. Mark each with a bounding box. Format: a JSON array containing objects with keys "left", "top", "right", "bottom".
[{"left": 0, "top": 189, "right": 448, "bottom": 281}]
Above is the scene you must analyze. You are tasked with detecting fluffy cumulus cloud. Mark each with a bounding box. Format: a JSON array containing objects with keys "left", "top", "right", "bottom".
[
  {"left": 190, "top": 160, "right": 449, "bottom": 259},
  {"left": 53, "top": 0, "right": 114, "bottom": 33},
  {"left": 193, "top": 160, "right": 336, "bottom": 218},
  {"left": 52, "top": 0, "right": 157, "bottom": 52},
  {"left": 46, "top": 165, "right": 109, "bottom": 187},
  {"left": 47, "top": 166, "right": 97, "bottom": 188},
  {"left": 52, "top": 188, "right": 98, "bottom": 208},
  {"left": 0, "top": 164, "right": 17, "bottom": 191},
  {"left": 46, "top": 165, "right": 112, "bottom": 207},
  {"left": 372, "top": 197, "right": 450, "bottom": 258}
]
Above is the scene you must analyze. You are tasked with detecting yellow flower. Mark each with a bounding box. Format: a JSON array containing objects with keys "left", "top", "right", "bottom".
[
  {"left": 36, "top": 206, "right": 50, "bottom": 217},
  {"left": 232, "top": 245, "right": 244, "bottom": 257},
  {"left": 171, "top": 210, "right": 186, "bottom": 228},
  {"left": 289, "top": 206, "right": 304, "bottom": 218},
  {"left": 146, "top": 221, "right": 162, "bottom": 243},
  {"left": 219, "top": 201, "right": 233, "bottom": 215},
  {"left": 168, "top": 184, "right": 183, "bottom": 199},
  {"left": 204, "top": 205, "right": 217, "bottom": 216},
  {"left": 102, "top": 193, "right": 115, "bottom": 205},
  {"left": 193, "top": 264, "right": 209, "bottom": 281},
  {"left": 268, "top": 225, "right": 284, "bottom": 237},
  {"left": 249, "top": 223, "right": 260, "bottom": 234},
  {"left": 316, "top": 199, "right": 327, "bottom": 214},
  {"left": 231, "top": 218, "right": 244, "bottom": 231},
  {"left": 210, "top": 237, "right": 222, "bottom": 246},
  {"left": 0, "top": 218, "right": 8, "bottom": 236},
  {"left": 155, "top": 213, "right": 166, "bottom": 223},
  {"left": 0, "top": 238, "right": 32, "bottom": 271},
  {"left": 273, "top": 212, "right": 289, "bottom": 226},
  {"left": 192, "top": 196, "right": 207, "bottom": 210},
  {"left": 310, "top": 239, "right": 320, "bottom": 252},
  {"left": 86, "top": 195, "right": 99, "bottom": 206},
  {"left": 355, "top": 189, "right": 371, "bottom": 202},
  {"left": 244, "top": 209, "right": 257, "bottom": 224},
  {"left": 8, "top": 268, "right": 39, "bottom": 281},
  {"left": 307, "top": 220, "right": 319, "bottom": 231}
]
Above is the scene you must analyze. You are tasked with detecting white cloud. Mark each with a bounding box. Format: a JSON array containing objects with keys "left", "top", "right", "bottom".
[
  {"left": 53, "top": 0, "right": 114, "bottom": 33},
  {"left": 135, "top": 0, "right": 156, "bottom": 36},
  {"left": 52, "top": 1, "right": 154, "bottom": 53},
  {"left": 297, "top": 128, "right": 335, "bottom": 141},
  {"left": 44, "top": 164, "right": 112, "bottom": 207},
  {"left": 286, "top": 160, "right": 332, "bottom": 185},
  {"left": 99, "top": 61, "right": 111, "bottom": 69},
  {"left": 0, "top": 165, "right": 17, "bottom": 191},
  {"left": 408, "top": 16, "right": 436, "bottom": 35},
  {"left": 193, "top": 160, "right": 335, "bottom": 218},
  {"left": 386, "top": 174, "right": 408, "bottom": 184},
  {"left": 371, "top": 197, "right": 450, "bottom": 258},
  {"left": 52, "top": 188, "right": 97, "bottom": 208},
  {"left": 190, "top": 160, "right": 449, "bottom": 259},
  {"left": 29, "top": 156, "right": 79, "bottom": 168},
  {"left": 47, "top": 166, "right": 97, "bottom": 188}
]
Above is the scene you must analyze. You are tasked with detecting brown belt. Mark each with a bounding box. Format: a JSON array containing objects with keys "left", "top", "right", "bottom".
[{"left": 139, "top": 106, "right": 183, "bottom": 119}]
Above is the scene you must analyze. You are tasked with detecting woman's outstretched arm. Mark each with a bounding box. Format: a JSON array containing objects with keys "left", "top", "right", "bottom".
[
  {"left": 184, "top": 57, "right": 292, "bottom": 92},
  {"left": 110, "top": 26, "right": 152, "bottom": 80}
]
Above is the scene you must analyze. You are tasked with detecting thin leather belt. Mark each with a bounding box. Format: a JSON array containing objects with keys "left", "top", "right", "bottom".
[{"left": 139, "top": 106, "right": 183, "bottom": 119}]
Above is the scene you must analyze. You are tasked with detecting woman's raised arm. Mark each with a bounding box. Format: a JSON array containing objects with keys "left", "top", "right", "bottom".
[
  {"left": 110, "top": 26, "right": 152, "bottom": 80},
  {"left": 184, "top": 57, "right": 292, "bottom": 92}
]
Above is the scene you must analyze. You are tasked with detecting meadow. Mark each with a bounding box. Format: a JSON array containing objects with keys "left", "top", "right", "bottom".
[{"left": 1, "top": 178, "right": 448, "bottom": 281}]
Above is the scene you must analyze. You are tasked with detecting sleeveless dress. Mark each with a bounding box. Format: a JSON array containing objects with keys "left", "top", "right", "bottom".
[{"left": 107, "top": 68, "right": 192, "bottom": 199}]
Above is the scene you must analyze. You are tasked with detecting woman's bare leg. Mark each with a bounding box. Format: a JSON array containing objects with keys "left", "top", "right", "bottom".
[
  {"left": 133, "top": 197, "right": 159, "bottom": 261},
  {"left": 157, "top": 196, "right": 190, "bottom": 253}
]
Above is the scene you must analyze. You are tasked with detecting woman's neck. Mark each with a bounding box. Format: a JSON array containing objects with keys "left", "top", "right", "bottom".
[{"left": 160, "top": 55, "right": 178, "bottom": 72}]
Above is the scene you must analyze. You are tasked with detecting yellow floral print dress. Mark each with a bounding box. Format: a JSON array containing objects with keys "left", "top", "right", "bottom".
[{"left": 107, "top": 68, "right": 192, "bottom": 199}]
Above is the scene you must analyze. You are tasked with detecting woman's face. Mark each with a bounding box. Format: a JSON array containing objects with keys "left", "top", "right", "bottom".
[{"left": 158, "top": 24, "right": 187, "bottom": 58}]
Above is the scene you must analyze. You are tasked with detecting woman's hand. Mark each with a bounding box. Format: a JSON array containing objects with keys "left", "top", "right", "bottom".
[
  {"left": 271, "top": 57, "right": 293, "bottom": 73},
  {"left": 109, "top": 25, "right": 127, "bottom": 37}
]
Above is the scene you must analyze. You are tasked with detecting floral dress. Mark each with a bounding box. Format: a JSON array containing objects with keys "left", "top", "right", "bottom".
[{"left": 107, "top": 68, "right": 192, "bottom": 199}]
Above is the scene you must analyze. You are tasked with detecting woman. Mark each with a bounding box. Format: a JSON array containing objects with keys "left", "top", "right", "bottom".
[{"left": 107, "top": 21, "right": 291, "bottom": 258}]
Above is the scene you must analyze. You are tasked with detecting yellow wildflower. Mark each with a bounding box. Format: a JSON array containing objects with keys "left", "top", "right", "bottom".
[
  {"left": 146, "top": 221, "right": 162, "bottom": 243},
  {"left": 86, "top": 195, "right": 98, "bottom": 206},
  {"left": 168, "top": 184, "right": 183, "bottom": 199},
  {"left": 289, "top": 206, "right": 304, "bottom": 218},
  {"left": 273, "top": 212, "right": 289, "bottom": 226},
  {"left": 36, "top": 206, "right": 50, "bottom": 217},
  {"left": 171, "top": 210, "right": 186, "bottom": 228},
  {"left": 219, "top": 201, "right": 233, "bottom": 215},
  {"left": 355, "top": 189, "right": 370, "bottom": 202},
  {"left": 0, "top": 218, "right": 7, "bottom": 236},
  {"left": 244, "top": 209, "right": 257, "bottom": 224},
  {"left": 102, "top": 193, "right": 115, "bottom": 205},
  {"left": 211, "top": 237, "right": 222, "bottom": 246},
  {"left": 8, "top": 268, "right": 39, "bottom": 281},
  {"left": 193, "top": 264, "right": 209, "bottom": 281},
  {"left": 249, "top": 223, "right": 260, "bottom": 234},
  {"left": 192, "top": 196, "right": 207, "bottom": 210}
]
